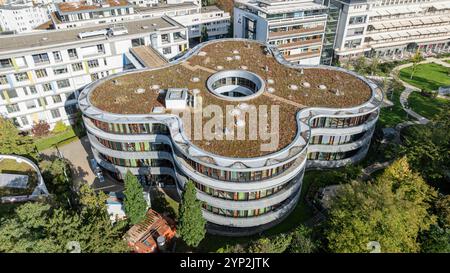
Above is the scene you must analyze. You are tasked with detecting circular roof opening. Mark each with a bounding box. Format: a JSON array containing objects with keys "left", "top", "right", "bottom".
[{"left": 206, "top": 70, "right": 265, "bottom": 101}]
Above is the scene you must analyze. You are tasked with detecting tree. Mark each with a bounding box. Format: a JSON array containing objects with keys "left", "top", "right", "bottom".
[
  {"left": 420, "top": 224, "right": 450, "bottom": 253},
  {"left": 287, "top": 226, "right": 317, "bottom": 253},
  {"left": 178, "top": 181, "right": 206, "bottom": 247},
  {"left": 200, "top": 25, "right": 209, "bottom": 43},
  {"left": 123, "top": 171, "right": 147, "bottom": 225},
  {"left": 401, "top": 107, "right": 450, "bottom": 187},
  {"left": 325, "top": 158, "right": 437, "bottom": 253},
  {"left": 31, "top": 120, "right": 50, "bottom": 137},
  {"left": 368, "top": 56, "right": 380, "bottom": 76},
  {"left": 0, "top": 117, "right": 37, "bottom": 159},
  {"left": 435, "top": 195, "right": 450, "bottom": 228},
  {"left": 248, "top": 233, "right": 292, "bottom": 253},
  {"left": 409, "top": 49, "right": 423, "bottom": 79},
  {"left": 40, "top": 158, "right": 73, "bottom": 206},
  {"left": 52, "top": 121, "right": 68, "bottom": 134},
  {"left": 353, "top": 56, "right": 367, "bottom": 74}
]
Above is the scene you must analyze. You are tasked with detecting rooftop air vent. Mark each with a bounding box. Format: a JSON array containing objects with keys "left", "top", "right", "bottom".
[
  {"left": 319, "top": 85, "right": 327, "bottom": 90},
  {"left": 191, "top": 77, "right": 200, "bottom": 83},
  {"left": 267, "top": 87, "right": 275, "bottom": 93},
  {"left": 135, "top": 88, "right": 145, "bottom": 94},
  {"left": 303, "top": 82, "right": 311, "bottom": 88},
  {"left": 267, "top": 79, "right": 274, "bottom": 85},
  {"left": 216, "top": 65, "right": 224, "bottom": 70},
  {"left": 289, "top": 84, "right": 299, "bottom": 91}
]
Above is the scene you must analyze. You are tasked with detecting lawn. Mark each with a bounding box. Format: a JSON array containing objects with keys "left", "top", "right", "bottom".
[
  {"left": 35, "top": 128, "right": 79, "bottom": 152},
  {"left": 378, "top": 86, "right": 412, "bottom": 128},
  {"left": 399, "top": 63, "right": 450, "bottom": 92},
  {"left": 407, "top": 92, "right": 450, "bottom": 120}
]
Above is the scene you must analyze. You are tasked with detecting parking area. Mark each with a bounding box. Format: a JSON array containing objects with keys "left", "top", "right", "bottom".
[{"left": 41, "top": 136, "right": 123, "bottom": 192}]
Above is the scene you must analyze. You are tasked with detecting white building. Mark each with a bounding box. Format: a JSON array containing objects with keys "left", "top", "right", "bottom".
[
  {"left": 0, "top": 0, "right": 52, "bottom": 33},
  {"left": 332, "top": 0, "right": 450, "bottom": 61},
  {"left": 50, "top": 0, "right": 230, "bottom": 43},
  {"left": 0, "top": 16, "right": 188, "bottom": 131},
  {"left": 233, "top": 0, "right": 329, "bottom": 65}
]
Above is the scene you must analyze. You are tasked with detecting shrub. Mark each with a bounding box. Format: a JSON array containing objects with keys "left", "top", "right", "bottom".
[
  {"left": 31, "top": 120, "right": 50, "bottom": 137},
  {"left": 52, "top": 121, "right": 68, "bottom": 134}
]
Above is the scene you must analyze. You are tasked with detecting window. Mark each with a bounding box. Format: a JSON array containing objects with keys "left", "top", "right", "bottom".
[
  {"left": 97, "top": 44, "right": 105, "bottom": 53},
  {"left": 162, "top": 47, "right": 172, "bottom": 55},
  {"left": 29, "top": 86, "right": 37, "bottom": 94},
  {"left": 50, "top": 108, "right": 61, "bottom": 119},
  {"left": 53, "top": 51, "right": 63, "bottom": 62},
  {"left": 87, "top": 59, "right": 99, "bottom": 68},
  {"left": 25, "top": 100, "right": 37, "bottom": 109},
  {"left": 90, "top": 73, "right": 99, "bottom": 81},
  {"left": 20, "top": 116, "right": 29, "bottom": 126},
  {"left": 131, "top": 38, "right": 144, "bottom": 47},
  {"left": 14, "top": 72, "right": 29, "bottom": 82},
  {"left": 53, "top": 66, "right": 68, "bottom": 75},
  {"left": 161, "top": 34, "right": 170, "bottom": 43},
  {"left": 52, "top": 95, "right": 62, "bottom": 103},
  {"left": 1, "top": 89, "right": 17, "bottom": 100},
  {"left": 344, "top": 38, "right": 362, "bottom": 48},
  {"left": 346, "top": 27, "right": 364, "bottom": 37},
  {"left": 68, "top": 48, "right": 78, "bottom": 59},
  {"left": 0, "top": 75, "right": 8, "bottom": 85},
  {"left": 0, "top": 58, "right": 13, "bottom": 69},
  {"left": 56, "top": 79, "right": 70, "bottom": 88},
  {"left": 32, "top": 53, "right": 50, "bottom": 64},
  {"left": 6, "top": 103, "right": 20, "bottom": 113},
  {"left": 72, "top": 62, "right": 83, "bottom": 71},
  {"left": 65, "top": 104, "right": 78, "bottom": 115},
  {"left": 42, "top": 83, "right": 53, "bottom": 92},
  {"left": 37, "top": 98, "right": 47, "bottom": 107},
  {"left": 349, "top": 15, "right": 367, "bottom": 25},
  {"left": 35, "top": 69, "right": 47, "bottom": 78}
]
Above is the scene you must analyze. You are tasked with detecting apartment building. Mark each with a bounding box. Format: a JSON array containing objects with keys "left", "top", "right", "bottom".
[
  {"left": 233, "top": 0, "right": 329, "bottom": 65},
  {"left": 332, "top": 0, "right": 450, "bottom": 61},
  {"left": 0, "top": 16, "right": 188, "bottom": 131},
  {"left": 0, "top": 0, "right": 52, "bottom": 33},
  {"left": 50, "top": 0, "right": 230, "bottom": 43}
]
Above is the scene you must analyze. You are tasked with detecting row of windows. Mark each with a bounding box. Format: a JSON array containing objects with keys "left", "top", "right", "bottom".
[
  {"left": 9, "top": 105, "right": 76, "bottom": 128},
  {"left": 194, "top": 177, "right": 295, "bottom": 201},
  {"left": 180, "top": 152, "right": 295, "bottom": 182},
  {"left": 307, "top": 148, "right": 362, "bottom": 161},
  {"left": 202, "top": 203, "right": 276, "bottom": 218},
  {"left": 101, "top": 153, "right": 173, "bottom": 168},
  {"left": 310, "top": 131, "right": 366, "bottom": 145},
  {"left": 310, "top": 114, "right": 371, "bottom": 129},
  {"left": 97, "top": 137, "right": 171, "bottom": 153},
  {"left": 211, "top": 76, "right": 258, "bottom": 92},
  {"left": 89, "top": 118, "right": 170, "bottom": 135}
]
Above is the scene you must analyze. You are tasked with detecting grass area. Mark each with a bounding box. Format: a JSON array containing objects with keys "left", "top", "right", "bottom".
[
  {"left": 35, "top": 128, "right": 78, "bottom": 152},
  {"left": 378, "top": 87, "right": 412, "bottom": 128},
  {"left": 446, "top": 60, "right": 450, "bottom": 64},
  {"left": 0, "top": 158, "right": 37, "bottom": 197},
  {"left": 399, "top": 63, "right": 450, "bottom": 92},
  {"left": 150, "top": 188, "right": 179, "bottom": 220},
  {"left": 407, "top": 92, "right": 450, "bottom": 120}
]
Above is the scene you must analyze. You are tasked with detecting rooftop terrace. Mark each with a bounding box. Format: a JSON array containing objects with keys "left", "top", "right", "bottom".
[{"left": 88, "top": 40, "right": 373, "bottom": 158}]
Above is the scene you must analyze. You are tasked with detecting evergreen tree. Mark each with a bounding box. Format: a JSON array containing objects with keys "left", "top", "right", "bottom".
[
  {"left": 200, "top": 25, "right": 209, "bottom": 43},
  {"left": 178, "top": 181, "right": 206, "bottom": 247},
  {"left": 123, "top": 171, "right": 148, "bottom": 225}
]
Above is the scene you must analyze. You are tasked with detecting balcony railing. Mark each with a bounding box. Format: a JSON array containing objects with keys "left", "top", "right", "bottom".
[{"left": 269, "top": 25, "right": 325, "bottom": 39}]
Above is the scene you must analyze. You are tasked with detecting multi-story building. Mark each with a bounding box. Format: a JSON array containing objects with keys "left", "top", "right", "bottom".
[
  {"left": 0, "top": 16, "right": 188, "bottom": 130},
  {"left": 332, "top": 0, "right": 450, "bottom": 61},
  {"left": 0, "top": 0, "right": 52, "bottom": 33},
  {"left": 233, "top": 0, "right": 329, "bottom": 65},
  {"left": 50, "top": 0, "right": 230, "bottom": 43},
  {"left": 79, "top": 39, "right": 382, "bottom": 235}
]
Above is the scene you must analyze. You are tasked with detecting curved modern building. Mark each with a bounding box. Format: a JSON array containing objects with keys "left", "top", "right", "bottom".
[{"left": 79, "top": 39, "right": 382, "bottom": 236}]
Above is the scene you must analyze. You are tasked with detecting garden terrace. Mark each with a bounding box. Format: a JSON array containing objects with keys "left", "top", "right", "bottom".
[{"left": 89, "top": 40, "right": 373, "bottom": 158}]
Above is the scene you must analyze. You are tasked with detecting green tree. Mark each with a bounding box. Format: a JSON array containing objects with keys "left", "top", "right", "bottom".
[
  {"left": 40, "top": 158, "right": 72, "bottom": 206},
  {"left": 178, "top": 181, "right": 206, "bottom": 247},
  {"left": 123, "top": 171, "right": 147, "bottom": 225},
  {"left": 409, "top": 49, "right": 423, "bottom": 79},
  {"left": 420, "top": 224, "right": 450, "bottom": 253},
  {"left": 353, "top": 56, "right": 367, "bottom": 74},
  {"left": 200, "top": 25, "right": 209, "bottom": 43},
  {"left": 248, "top": 233, "right": 292, "bottom": 253},
  {"left": 368, "top": 57, "right": 380, "bottom": 76},
  {"left": 401, "top": 107, "right": 450, "bottom": 186},
  {"left": 325, "top": 158, "right": 437, "bottom": 253},
  {"left": 287, "top": 226, "right": 317, "bottom": 253},
  {"left": 0, "top": 117, "right": 37, "bottom": 160}
]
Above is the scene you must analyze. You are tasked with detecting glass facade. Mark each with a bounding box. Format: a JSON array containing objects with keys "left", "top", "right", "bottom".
[
  {"left": 310, "top": 113, "right": 371, "bottom": 129},
  {"left": 307, "top": 147, "right": 362, "bottom": 161},
  {"left": 310, "top": 131, "right": 366, "bottom": 145},
  {"left": 89, "top": 118, "right": 169, "bottom": 135},
  {"left": 100, "top": 153, "right": 173, "bottom": 168},
  {"left": 96, "top": 137, "right": 171, "bottom": 152}
]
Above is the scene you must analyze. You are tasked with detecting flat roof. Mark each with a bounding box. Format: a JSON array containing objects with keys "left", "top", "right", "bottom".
[
  {"left": 57, "top": 0, "right": 131, "bottom": 14},
  {"left": 0, "top": 16, "right": 183, "bottom": 54},
  {"left": 89, "top": 40, "right": 373, "bottom": 158}
]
